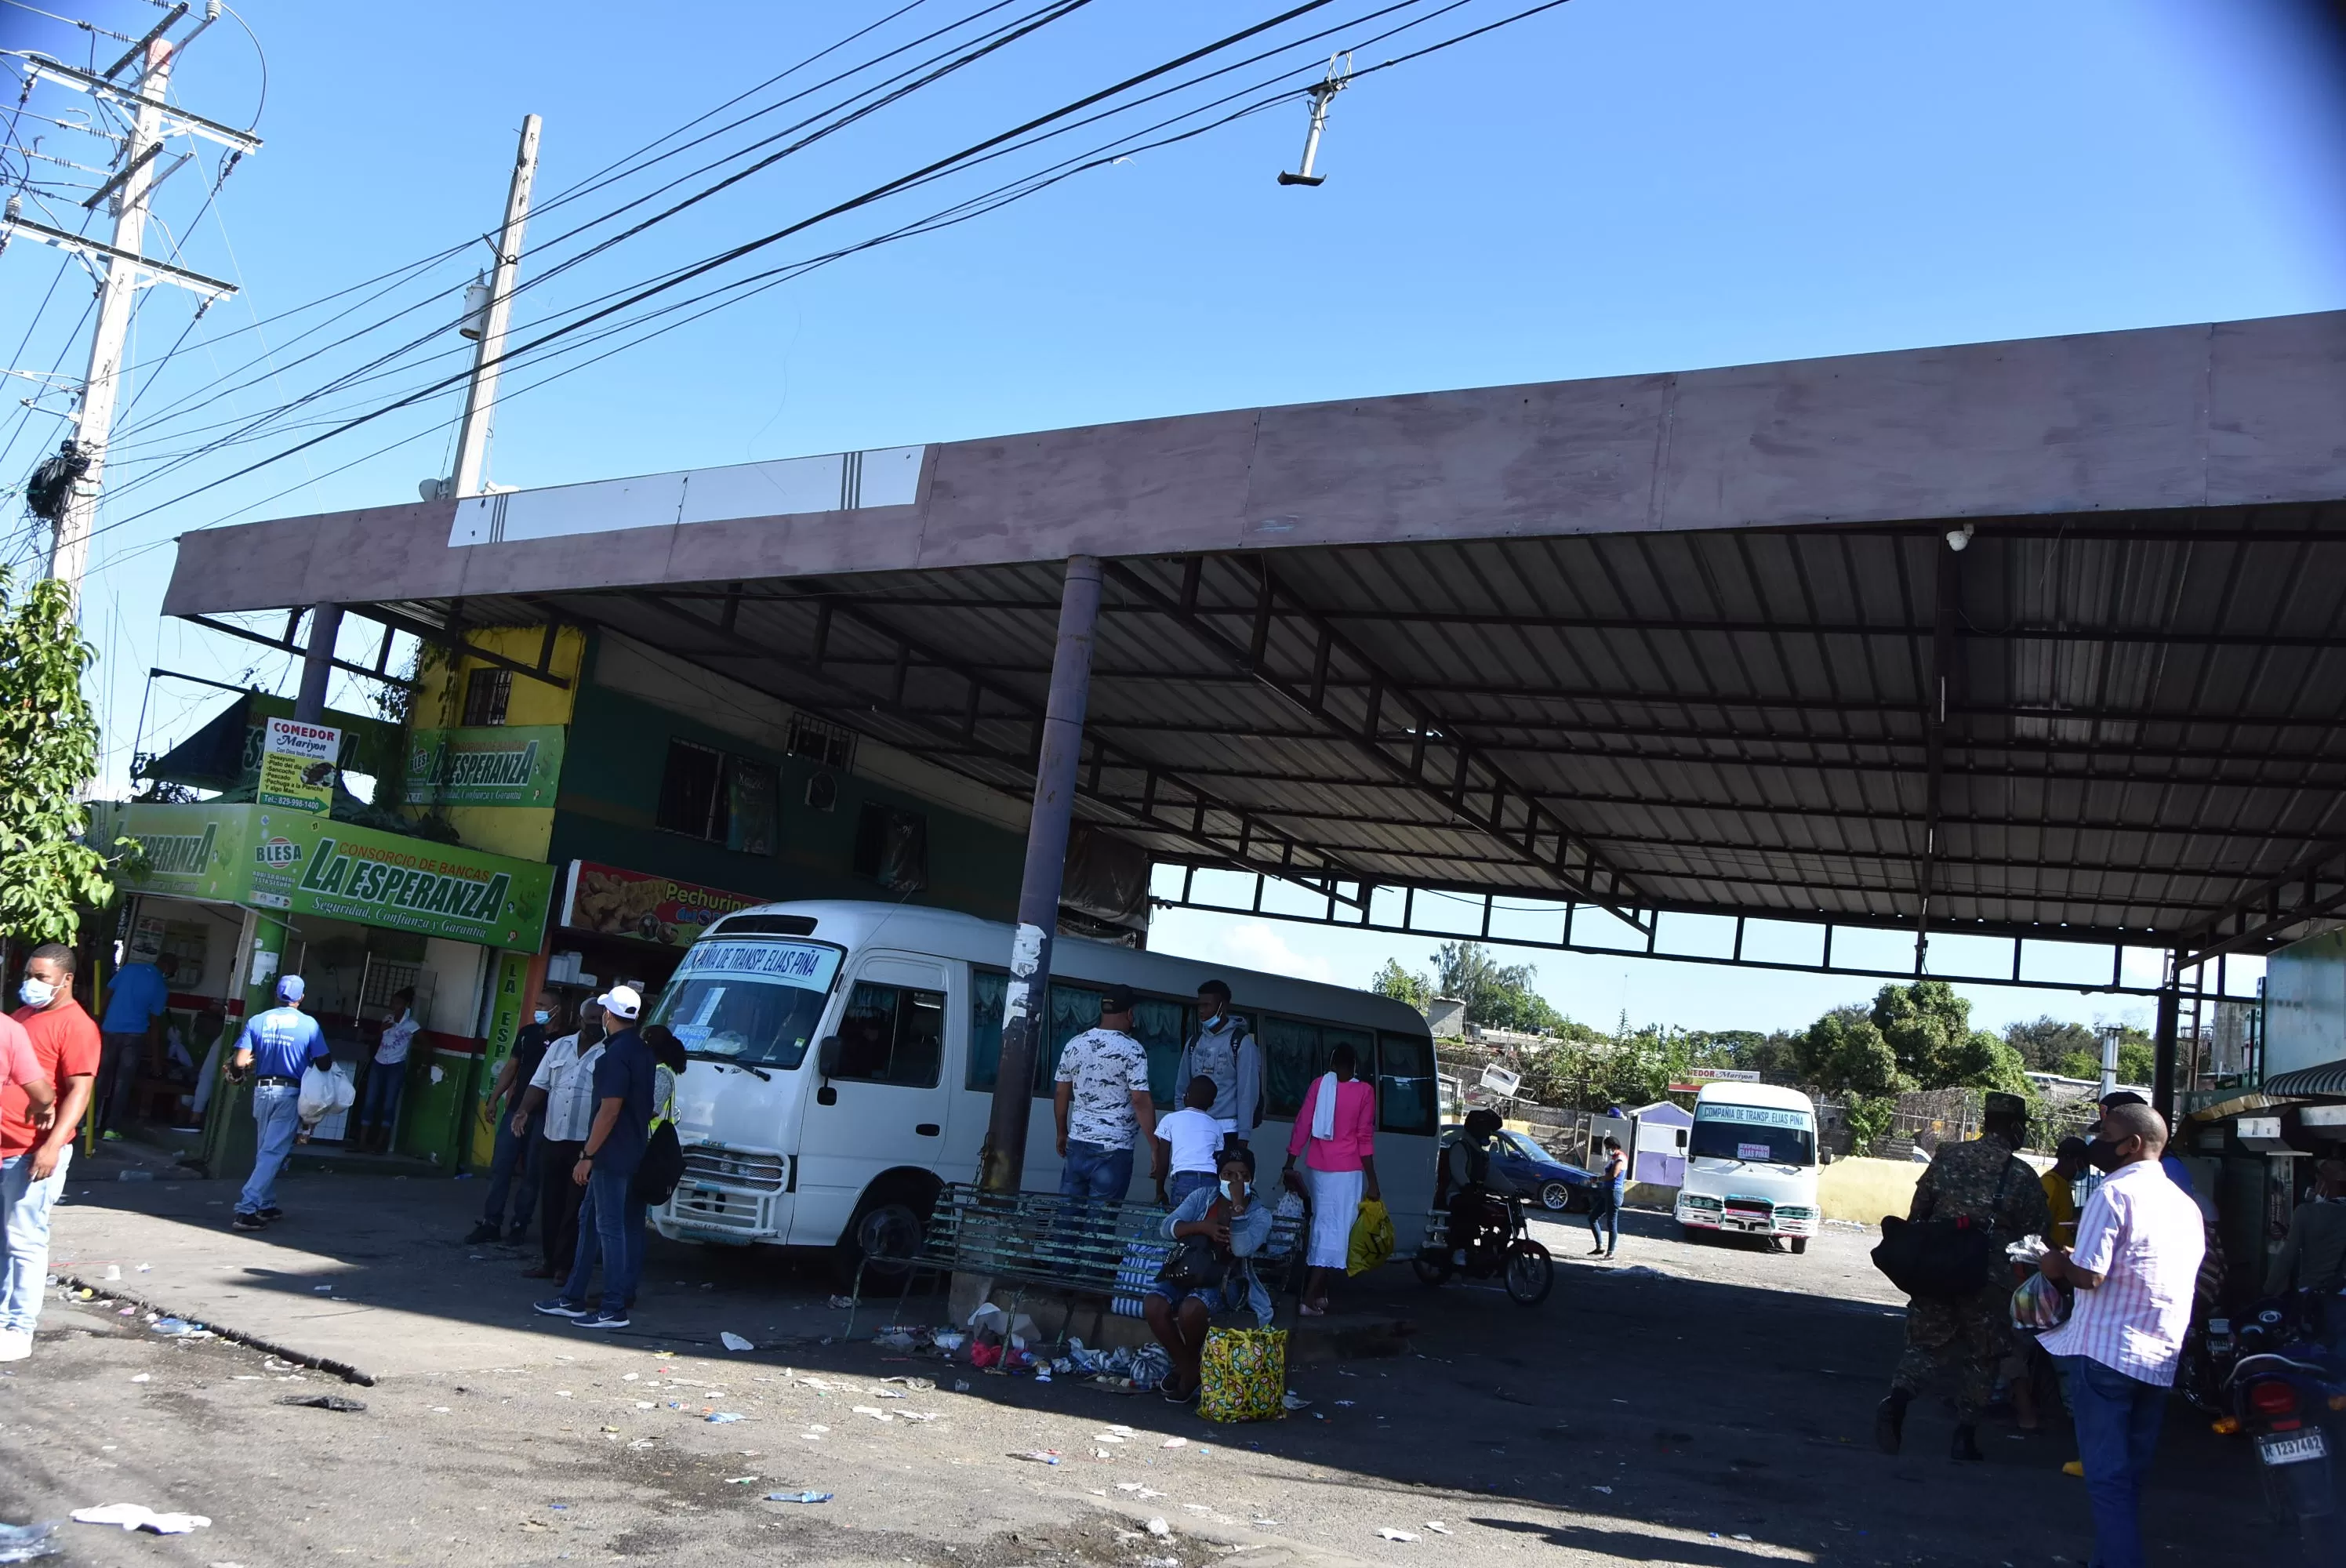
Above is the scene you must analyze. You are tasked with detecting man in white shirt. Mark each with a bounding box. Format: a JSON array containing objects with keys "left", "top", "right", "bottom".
[
  {"left": 2039, "top": 1103, "right": 2206, "bottom": 1568},
  {"left": 1152, "top": 1076, "right": 1225, "bottom": 1207},
  {"left": 513, "top": 1000, "right": 605, "bottom": 1279},
  {"left": 1053, "top": 985, "right": 1154, "bottom": 1200},
  {"left": 355, "top": 987, "right": 419, "bottom": 1154}
]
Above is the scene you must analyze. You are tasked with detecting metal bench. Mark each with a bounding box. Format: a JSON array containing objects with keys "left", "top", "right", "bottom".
[{"left": 846, "top": 1182, "right": 1304, "bottom": 1341}]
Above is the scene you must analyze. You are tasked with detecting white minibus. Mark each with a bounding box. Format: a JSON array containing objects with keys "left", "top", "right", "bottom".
[
  {"left": 1672, "top": 1081, "right": 1821, "bottom": 1253},
  {"left": 641, "top": 900, "right": 1441, "bottom": 1274}
]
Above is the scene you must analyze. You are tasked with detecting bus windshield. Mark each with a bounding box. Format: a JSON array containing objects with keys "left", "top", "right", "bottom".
[
  {"left": 1689, "top": 1103, "right": 1816, "bottom": 1167},
  {"left": 646, "top": 938, "right": 844, "bottom": 1069}
]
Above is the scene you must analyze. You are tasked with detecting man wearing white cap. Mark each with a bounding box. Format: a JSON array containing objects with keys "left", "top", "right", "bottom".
[
  {"left": 229, "top": 975, "right": 329, "bottom": 1232},
  {"left": 535, "top": 985, "right": 654, "bottom": 1329}
]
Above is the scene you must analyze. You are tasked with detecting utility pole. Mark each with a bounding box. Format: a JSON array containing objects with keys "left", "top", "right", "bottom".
[
  {"left": 3, "top": 5, "right": 258, "bottom": 603},
  {"left": 445, "top": 114, "right": 541, "bottom": 500}
]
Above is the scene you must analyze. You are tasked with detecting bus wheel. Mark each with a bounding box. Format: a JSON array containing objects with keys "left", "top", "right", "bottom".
[
  {"left": 837, "top": 1178, "right": 936, "bottom": 1287},
  {"left": 1789, "top": 1236, "right": 1810, "bottom": 1255}
]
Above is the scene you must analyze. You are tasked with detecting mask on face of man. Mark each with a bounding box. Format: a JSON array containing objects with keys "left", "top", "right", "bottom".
[
  {"left": 17, "top": 977, "right": 55, "bottom": 1009},
  {"left": 2086, "top": 1135, "right": 2132, "bottom": 1174},
  {"left": 533, "top": 1010, "right": 550, "bottom": 1025}
]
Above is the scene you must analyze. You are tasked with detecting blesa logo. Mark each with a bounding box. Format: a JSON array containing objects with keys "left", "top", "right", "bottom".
[{"left": 255, "top": 837, "right": 303, "bottom": 868}]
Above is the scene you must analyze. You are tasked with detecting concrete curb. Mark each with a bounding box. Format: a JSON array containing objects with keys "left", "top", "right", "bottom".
[{"left": 53, "top": 1272, "right": 378, "bottom": 1386}]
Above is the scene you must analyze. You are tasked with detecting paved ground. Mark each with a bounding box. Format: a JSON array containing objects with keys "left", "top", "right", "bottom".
[{"left": 0, "top": 1143, "right": 2270, "bottom": 1567}]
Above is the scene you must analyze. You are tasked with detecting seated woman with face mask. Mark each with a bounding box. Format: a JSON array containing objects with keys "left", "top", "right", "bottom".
[{"left": 1142, "top": 1147, "right": 1275, "bottom": 1404}]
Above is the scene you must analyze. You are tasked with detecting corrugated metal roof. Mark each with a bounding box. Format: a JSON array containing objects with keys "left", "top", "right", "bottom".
[{"left": 407, "top": 505, "right": 2346, "bottom": 953}]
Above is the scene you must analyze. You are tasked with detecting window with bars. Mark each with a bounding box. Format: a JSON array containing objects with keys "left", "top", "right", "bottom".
[
  {"left": 656, "top": 739, "right": 727, "bottom": 840},
  {"left": 462, "top": 667, "right": 512, "bottom": 727}
]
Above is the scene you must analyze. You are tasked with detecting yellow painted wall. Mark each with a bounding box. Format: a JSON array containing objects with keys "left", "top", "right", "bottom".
[{"left": 403, "top": 625, "right": 583, "bottom": 861}]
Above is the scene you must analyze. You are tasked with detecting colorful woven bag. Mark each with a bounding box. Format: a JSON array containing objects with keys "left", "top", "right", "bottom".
[{"left": 1198, "top": 1327, "right": 1287, "bottom": 1423}]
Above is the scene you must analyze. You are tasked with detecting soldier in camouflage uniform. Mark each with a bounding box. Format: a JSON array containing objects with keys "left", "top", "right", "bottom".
[{"left": 1876, "top": 1091, "right": 2052, "bottom": 1461}]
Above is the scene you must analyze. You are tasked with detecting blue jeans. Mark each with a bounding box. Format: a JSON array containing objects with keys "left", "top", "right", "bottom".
[
  {"left": 2061, "top": 1355, "right": 2166, "bottom": 1568},
  {"left": 480, "top": 1107, "right": 540, "bottom": 1231},
  {"left": 1061, "top": 1140, "right": 1134, "bottom": 1200},
  {"left": 358, "top": 1060, "right": 404, "bottom": 1130},
  {"left": 1167, "top": 1170, "right": 1216, "bottom": 1206},
  {"left": 561, "top": 1167, "right": 645, "bottom": 1315},
  {"left": 1589, "top": 1186, "right": 1622, "bottom": 1252},
  {"left": 1, "top": 1144, "right": 71, "bottom": 1334},
  {"left": 239, "top": 1083, "right": 301, "bottom": 1214}
]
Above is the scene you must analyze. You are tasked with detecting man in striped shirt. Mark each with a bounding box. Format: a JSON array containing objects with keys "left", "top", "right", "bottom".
[{"left": 2038, "top": 1103, "right": 2204, "bottom": 1568}]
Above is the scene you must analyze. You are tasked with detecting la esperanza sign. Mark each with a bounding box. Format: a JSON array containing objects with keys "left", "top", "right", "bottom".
[
  {"left": 404, "top": 724, "right": 565, "bottom": 806},
  {"left": 119, "top": 804, "right": 554, "bottom": 949}
]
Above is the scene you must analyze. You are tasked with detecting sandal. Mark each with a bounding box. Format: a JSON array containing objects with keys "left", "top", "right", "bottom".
[{"left": 1298, "top": 1302, "right": 1327, "bottom": 1318}]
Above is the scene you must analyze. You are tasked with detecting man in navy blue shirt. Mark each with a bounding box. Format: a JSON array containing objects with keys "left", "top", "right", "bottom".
[
  {"left": 231, "top": 975, "right": 330, "bottom": 1231},
  {"left": 534, "top": 986, "right": 653, "bottom": 1329}
]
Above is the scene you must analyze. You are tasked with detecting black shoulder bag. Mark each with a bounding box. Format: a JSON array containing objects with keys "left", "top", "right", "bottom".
[
  {"left": 1157, "top": 1200, "right": 1233, "bottom": 1291},
  {"left": 1871, "top": 1159, "right": 2019, "bottom": 1301}
]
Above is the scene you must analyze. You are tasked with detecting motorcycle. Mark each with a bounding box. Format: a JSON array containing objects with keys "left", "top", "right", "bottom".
[
  {"left": 1412, "top": 1190, "right": 1554, "bottom": 1305},
  {"left": 2215, "top": 1294, "right": 2346, "bottom": 1567}
]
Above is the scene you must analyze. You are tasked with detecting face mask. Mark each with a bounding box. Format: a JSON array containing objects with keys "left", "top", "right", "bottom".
[
  {"left": 1218, "top": 1179, "right": 1242, "bottom": 1201},
  {"left": 2086, "top": 1137, "right": 2130, "bottom": 1174},
  {"left": 533, "top": 1010, "right": 550, "bottom": 1025},
  {"left": 17, "top": 978, "right": 55, "bottom": 1009}
]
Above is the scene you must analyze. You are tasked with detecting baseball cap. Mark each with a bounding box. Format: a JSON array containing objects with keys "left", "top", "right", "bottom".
[
  {"left": 602, "top": 985, "right": 641, "bottom": 1022},
  {"left": 1099, "top": 983, "right": 1136, "bottom": 1014},
  {"left": 277, "top": 975, "right": 305, "bottom": 1002}
]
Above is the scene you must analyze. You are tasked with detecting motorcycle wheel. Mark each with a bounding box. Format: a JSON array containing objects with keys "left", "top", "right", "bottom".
[
  {"left": 1413, "top": 1252, "right": 1454, "bottom": 1287},
  {"left": 1503, "top": 1240, "right": 1555, "bottom": 1306}
]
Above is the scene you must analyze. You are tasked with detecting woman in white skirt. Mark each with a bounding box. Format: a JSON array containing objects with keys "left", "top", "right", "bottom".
[{"left": 1281, "top": 1041, "right": 1380, "bottom": 1316}]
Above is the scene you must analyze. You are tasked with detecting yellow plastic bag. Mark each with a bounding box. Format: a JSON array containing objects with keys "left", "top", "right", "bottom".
[
  {"left": 1346, "top": 1198, "right": 1396, "bottom": 1276},
  {"left": 1199, "top": 1327, "right": 1287, "bottom": 1423}
]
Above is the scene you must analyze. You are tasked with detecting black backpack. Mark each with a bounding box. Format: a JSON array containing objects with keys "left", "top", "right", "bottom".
[
  {"left": 1870, "top": 1160, "right": 2021, "bottom": 1301},
  {"left": 632, "top": 1120, "right": 685, "bottom": 1207}
]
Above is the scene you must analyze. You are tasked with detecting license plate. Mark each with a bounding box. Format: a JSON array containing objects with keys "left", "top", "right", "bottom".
[{"left": 2260, "top": 1432, "right": 2328, "bottom": 1466}]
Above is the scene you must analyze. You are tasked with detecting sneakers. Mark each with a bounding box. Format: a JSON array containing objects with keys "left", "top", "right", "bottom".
[
  {"left": 231, "top": 1211, "right": 267, "bottom": 1232},
  {"left": 2061, "top": 1459, "right": 2084, "bottom": 1478},
  {"left": 258, "top": 1207, "right": 283, "bottom": 1221},
  {"left": 0, "top": 1329, "right": 31, "bottom": 1363},
  {"left": 532, "top": 1298, "right": 590, "bottom": 1318},
  {"left": 575, "top": 1309, "right": 630, "bottom": 1330},
  {"left": 100, "top": 1130, "right": 122, "bottom": 1142},
  {"left": 504, "top": 1224, "right": 530, "bottom": 1246},
  {"left": 463, "top": 1221, "right": 501, "bottom": 1245}
]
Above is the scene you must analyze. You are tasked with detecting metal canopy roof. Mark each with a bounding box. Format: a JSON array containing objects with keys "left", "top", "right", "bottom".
[
  {"left": 159, "top": 310, "right": 2346, "bottom": 967},
  {"left": 365, "top": 506, "right": 2346, "bottom": 961}
]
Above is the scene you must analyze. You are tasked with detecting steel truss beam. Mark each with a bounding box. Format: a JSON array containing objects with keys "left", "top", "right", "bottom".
[
  {"left": 1152, "top": 870, "right": 2268, "bottom": 1000},
  {"left": 2177, "top": 837, "right": 2346, "bottom": 966},
  {"left": 1102, "top": 558, "right": 1647, "bottom": 925}
]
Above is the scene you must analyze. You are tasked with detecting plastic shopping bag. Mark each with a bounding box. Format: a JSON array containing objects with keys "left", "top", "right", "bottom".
[
  {"left": 1198, "top": 1327, "right": 1287, "bottom": 1423},
  {"left": 296, "top": 1063, "right": 353, "bottom": 1126},
  {"left": 1346, "top": 1198, "right": 1396, "bottom": 1276}
]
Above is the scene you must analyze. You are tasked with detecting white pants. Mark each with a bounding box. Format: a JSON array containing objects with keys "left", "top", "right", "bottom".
[{"left": 1305, "top": 1167, "right": 1364, "bottom": 1269}]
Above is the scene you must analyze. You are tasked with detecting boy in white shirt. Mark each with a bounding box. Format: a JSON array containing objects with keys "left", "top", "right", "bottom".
[{"left": 1153, "top": 1076, "right": 1226, "bottom": 1207}]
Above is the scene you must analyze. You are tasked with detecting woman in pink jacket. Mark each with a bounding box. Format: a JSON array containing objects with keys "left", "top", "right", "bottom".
[{"left": 1282, "top": 1042, "right": 1380, "bottom": 1316}]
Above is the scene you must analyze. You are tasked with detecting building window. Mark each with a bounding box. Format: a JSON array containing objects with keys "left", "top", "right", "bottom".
[
  {"left": 462, "top": 667, "right": 512, "bottom": 727},
  {"left": 724, "top": 757, "right": 778, "bottom": 855},
  {"left": 786, "top": 713, "right": 856, "bottom": 772},
  {"left": 656, "top": 739, "right": 727, "bottom": 840},
  {"left": 854, "top": 802, "right": 928, "bottom": 892}
]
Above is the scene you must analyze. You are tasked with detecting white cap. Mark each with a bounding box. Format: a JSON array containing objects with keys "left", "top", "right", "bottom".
[{"left": 602, "top": 985, "right": 641, "bottom": 1022}]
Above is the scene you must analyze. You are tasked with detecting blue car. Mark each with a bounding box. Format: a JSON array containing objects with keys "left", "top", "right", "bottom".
[{"left": 1440, "top": 1123, "right": 1597, "bottom": 1212}]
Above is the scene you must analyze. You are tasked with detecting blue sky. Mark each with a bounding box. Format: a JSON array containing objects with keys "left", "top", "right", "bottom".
[{"left": 5, "top": 0, "right": 2339, "bottom": 1036}]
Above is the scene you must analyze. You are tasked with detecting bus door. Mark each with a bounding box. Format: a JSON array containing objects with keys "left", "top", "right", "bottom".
[{"left": 788, "top": 951, "right": 957, "bottom": 1247}]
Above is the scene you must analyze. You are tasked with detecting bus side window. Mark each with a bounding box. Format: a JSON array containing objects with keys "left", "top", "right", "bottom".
[
  {"left": 834, "top": 982, "right": 945, "bottom": 1088},
  {"left": 1376, "top": 1032, "right": 1438, "bottom": 1135}
]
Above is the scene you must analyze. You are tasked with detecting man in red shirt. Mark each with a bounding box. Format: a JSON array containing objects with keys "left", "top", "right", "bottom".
[{"left": 4, "top": 942, "right": 99, "bottom": 1362}]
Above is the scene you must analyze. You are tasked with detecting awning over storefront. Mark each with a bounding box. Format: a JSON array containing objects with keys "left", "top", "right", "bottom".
[
  {"left": 2261, "top": 1062, "right": 2346, "bottom": 1099},
  {"left": 107, "top": 801, "right": 556, "bottom": 952}
]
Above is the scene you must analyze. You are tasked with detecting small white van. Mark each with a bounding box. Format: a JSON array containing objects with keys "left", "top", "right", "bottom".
[
  {"left": 1672, "top": 1081, "right": 1821, "bottom": 1253},
  {"left": 641, "top": 900, "right": 1443, "bottom": 1272}
]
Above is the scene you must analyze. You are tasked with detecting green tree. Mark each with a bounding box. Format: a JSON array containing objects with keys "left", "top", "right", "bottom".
[
  {"left": 1369, "top": 958, "right": 1431, "bottom": 1012},
  {"left": 2006, "top": 1016, "right": 2097, "bottom": 1073},
  {"left": 0, "top": 571, "right": 111, "bottom": 943},
  {"left": 1799, "top": 1005, "right": 1905, "bottom": 1098},
  {"left": 1871, "top": 979, "right": 1981, "bottom": 1088},
  {"left": 1432, "top": 941, "right": 1566, "bottom": 1034}
]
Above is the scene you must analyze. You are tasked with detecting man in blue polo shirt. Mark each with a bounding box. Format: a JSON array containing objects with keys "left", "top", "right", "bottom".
[
  {"left": 533, "top": 986, "right": 653, "bottom": 1330},
  {"left": 231, "top": 975, "right": 329, "bottom": 1232}
]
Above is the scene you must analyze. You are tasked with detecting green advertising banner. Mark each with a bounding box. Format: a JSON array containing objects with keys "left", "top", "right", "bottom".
[
  {"left": 469, "top": 950, "right": 533, "bottom": 1168},
  {"left": 120, "top": 803, "right": 554, "bottom": 951},
  {"left": 404, "top": 725, "right": 565, "bottom": 806}
]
